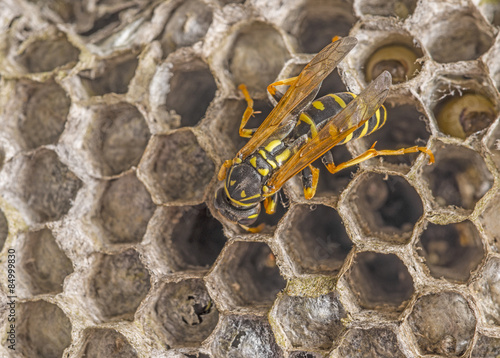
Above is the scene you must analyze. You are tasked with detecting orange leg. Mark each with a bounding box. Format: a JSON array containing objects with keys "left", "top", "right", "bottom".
[
  {"left": 303, "top": 164, "right": 320, "bottom": 200},
  {"left": 238, "top": 84, "right": 258, "bottom": 138},
  {"left": 240, "top": 223, "right": 265, "bottom": 233},
  {"left": 218, "top": 160, "right": 233, "bottom": 181},
  {"left": 267, "top": 76, "right": 299, "bottom": 96},
  {"left": 325, "top": 143, "right": 434, "bottom": 175},
  {"left": 264, "top": 193, "right": 278, "bottom": 215}
]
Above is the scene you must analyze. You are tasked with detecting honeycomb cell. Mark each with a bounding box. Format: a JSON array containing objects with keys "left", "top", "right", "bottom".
[
  {"left": 272, "top": 291, "right": 347, "bottom": 350},
  {"left": 166, "top": 62, "right": 217, "bottom": 128},
  {"left": 206, "top": 241, "right": 285, "bottom": 311},
  {"left": 350, "top": 173, "right": 423, "bottom": 244},
  {"left": 80, "top": 328, "right": 138, "bottom": 358},
  {"left": 480, "top": 191, "right": 500, "bottom": 251},
  {"left": 79, "top": 56, "right": 138, "bottom": 96},
  {"left": 471, "top": 333, "right": 500, "bottom": 358},
  {"left": 337, "top": 327, "right": 405, "bottom": 358},
  {"left": 17, "top": 33, "right": 80, "bottom": 73},
  {"left": 288, "top": 351, "right": 324, "bottom": 358},
  {"left": 228, "top": 22, "right": 290, "bottom": 92},
  {"left": 86, "top": 102, "right": 150, "bottom": 177},
  {"left": 421, "top": 8, "right": 494, "bottom": 63},
  {"left": 152, "top": 204, "right": 225, "bottom": 272},
  {"left": 407, "top": 292, "right": 476, "bottom": 356},
  {"left": 154, "top": 278, "right": 219, "bottom": 347},
  {"left": 211, "top": 315, "right": 284, "bottom": 358},
  {"left": 357, "top": 0, "right": 416, "bottom": 18},
  {"left": 96, "top": 173, "right": 155, "bottom": 244},
  {"left": 3, "top": 149, "right": 82, "bottom": 223},
  {"left": 159, "top": 0, "right": 213, "bottom": 56},
  {"left": 279, "top": 205, "right": 352, "bottom": 275},
  {"left": 89, "top": 249, "right": 151, "bottom": 321},
  {"left": 314, "top": 146, "right": 355, "bottom": 197},
  {"left": 19, "top": 228, "right": 73, "bottom": 296},
  {"left": 16, "top": 79, "right": 71, "bottom": 150},
  {"left": 470, "top": 256, "right": 500, "bottom": 326},
  {"left": 417, "top": 221, "right": 484, "bottom": 283},
  {"left": 0, "top": 209, "right": 8, "bottom": 251},
  {"left": 15, "top": 300, "right": 72, "bottom": 358},
  {"left": 138, "top": 129, "right": 215, "bottom": 205},
  {"left": 486, "top": 121, "right": 500, "bottom": 170},
  {"left": 346, "top": 252, "right": 414, "bottom": 311},
  {"left": 422, "top": 143, "right": 493, "bottom": 211},
  {"left": 286, "top": 0, "right": 356, "bottom": 53}
]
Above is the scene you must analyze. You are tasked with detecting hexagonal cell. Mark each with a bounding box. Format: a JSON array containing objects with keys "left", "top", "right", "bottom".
[
  {"left": 13, "top": 300, "right": 72, "bottom": 357},
  {"left": 80, "top": 328, "right": 138, "bottom": 358},
  {"left": 14, "top": 79, "right": 71, "bottom": 150},
  {"left": 285, "top": 0, "right": 356, "bottom": 53},
  {"left": 2, "top": 149, "right": 82, "bottom": 223},
  {"left": 151, "top": 204, "right": 225, "bottom": 272},
  {"left": 0, "top": 209, "right": 8, "bottom": 252},
  {"left": 18, "top": 228, "right": 73, "bottom": 296},
  {"left": 89, "top": 249, "right": 151, "bottom": 321},
  {"left": 16, "top": 33, "right": 80, "bottom": 73},
  {"left": 138, "top": 129, "right": 215, "bottom": 205},
  {"left": 272, "top": 291, "right": 347, "bottom": 350},
  {"left": 154, "top": 278, "right": 219, "bottom": 347},
  {"left": 470, "top": 256, "right": 500, "bottom": 326},
  {"left": 96, "top": 173, "right": 155, "bottom": 244},
  {"left": 206, "top": 241, "right": 286, "bottom": 311},
  {"left": 79, "top": 56, "right": 138, "bottom": 96},
  {"left": 159, "top": 0, "right": 213, "bottom": 56},
  {"left": 419, "top": 6, "right": 494, "bottom": 63},
  {"left": 211, "top": 315, "right": 284, "bottom": 358},
  {"left": 346, "top": 252, "right": 414, "bottom": 311},
  {"left": 85, "top": 102, "right": 151, "bottom": 177},
  {"left": 480, "top": 190, "right": 500, "bottom": 251},
  {"left": 228, "top": 22, "right": 290, "bottom": 92},
  {"left": 356, "top": 99, "right": 431, "bottom": 166},
  {"left": 279, "top": 205, "right": 352, "bottom": 275},
  {"left": 407, "top": 291, "right": 476, "bottom": 356},
  {"left": 350, "top": 173, "right": 423, "bottom": 244},
  {"left": 422, "top": 143, "right": 493, "bottom": 211},
  {"left": 357, "top": 0, "right": 416, "bottom": 18},
  {"left": 337, "top": 327, "right": 406, "bottom": 358},
  {"left": 417, "top": 221, "right": 484, "bottom": 283},
  {"left": 471, "top": 333, "right": 500, "bottom": 358},
  {"left": 165, "top": 60, "right": 217, "bottom": 128}
]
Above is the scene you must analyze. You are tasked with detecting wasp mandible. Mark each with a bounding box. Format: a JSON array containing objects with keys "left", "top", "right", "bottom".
[{"left": 214, "top": 37, "right": 434, "bottom": 232}]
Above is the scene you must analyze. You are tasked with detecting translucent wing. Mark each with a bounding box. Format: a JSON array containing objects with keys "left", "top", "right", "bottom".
[
  {"left": 236, "top": 37, "right": 358, "bottom": 160},
  {"left": 265, "top": 71, "right": 392, "bottom": 194}
]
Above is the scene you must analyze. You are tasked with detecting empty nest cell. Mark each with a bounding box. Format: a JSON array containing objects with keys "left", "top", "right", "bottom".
[
  {"left": 346, "top": 252, "right": 414, "bottom": 311},
  {"left": 422, "top": 143, "right": 493, "bottom": 211},
  {"left": 138, "top": 129, "right": 215, "bottom": 204},
  {"left": 88, "top": 249, "right": 151, "bottom": 321},
  {"left": 278, "top": 204, "right": 352, "bottom": 275},
  {"left": 18, "top": 228, "right": 73, "bottom": 296},
  {"left": 336, "top": 327, "right": 406, "bottom": 358},
  {"left": 206, "top": 241, "right": 285, "bottom": 311},
  {"left": 80, "top": 328, "right": 138, "bottom": 358},
  {"left": 13, "top": 300, "right": 72, "bottom": 358},
  {"left": 407, "top": 291, "right": 476, "bottom": 356},
  {"left": 356, "top": 0, "right": 416, "bottom": 18},
  {"left": 470, "top": 256, "right": 500, "bottom": 327},
  {"left": 417, "top": 220, "right": 484, "bottom": 283},
  {"left": 272, "top": 291, "right": 347, "bottom": 350},
  {"left": 350, "top": 173, "right": 423, "bottom": 244},
  {"left": 96, "top": 173, "right": 155, "bottom": 244}
]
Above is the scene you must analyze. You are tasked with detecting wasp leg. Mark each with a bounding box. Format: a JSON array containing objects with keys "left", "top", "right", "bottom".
[
  {"left": 238, "top": 84, "right": 260, "bottom": 138},
  {"left": 240, "top": 223, "right": 265, "bottom": 233},
  {"left": 264, "top": 193, "right": 278, "bottom": 215},
  {"left": 217, "top": 159, "right": 233, "bottom": 181},
  {"left": 325, "top": 142, "right": 435, "bottom": 175},
  {"left": 267, "top": 76, "right": 298, "bottom": 98},
  {"left": 302, "top": 164, "right": 320, "bottom": 199}
]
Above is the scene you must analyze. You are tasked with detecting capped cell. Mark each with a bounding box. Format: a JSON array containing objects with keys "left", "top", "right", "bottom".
[
  {"left": 88, "top": 249, "right": 151, "bottom": 321},
  {"left": 154, "top": 278, "right": 219, "bottom": 347},
  {"left": 345, "top": 252, "right": 414, "bottom": 312},
  {"left": 407, "top": 291, "right": 476, "bottom": 356},
  {"left": 470, "top": 256, "right": 500, "bottom": 327},
  {"left": 337, "top": 327, "right": 406, "bottom": 358},
  {"left": 417, "top": 221, "right": 485, "bottom": 283},
  {"left": 79, "top": 328, "right": 138, "bottom": 358},
  {"left": 278, "top": 204, "right": 352, "bottom": 276},
  {"left": 205, "top": 241, "right": 285, "bottom": 312}
]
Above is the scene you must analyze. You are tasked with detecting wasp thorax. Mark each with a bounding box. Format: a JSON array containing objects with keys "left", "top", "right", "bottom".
[{"left": 225, "top": 163, "right": 264, "bottom": 205}]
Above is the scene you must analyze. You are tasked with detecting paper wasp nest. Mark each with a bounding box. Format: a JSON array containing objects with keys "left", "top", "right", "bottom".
[{"left": 0, "top": 0, "right": 499, "bottom": 357}]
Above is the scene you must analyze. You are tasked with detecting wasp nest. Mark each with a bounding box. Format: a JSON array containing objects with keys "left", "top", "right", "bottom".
[{"left": 0, "top": 0, "right": 499, "bottom": 357}]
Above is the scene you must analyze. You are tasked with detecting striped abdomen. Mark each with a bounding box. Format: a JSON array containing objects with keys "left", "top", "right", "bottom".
[{"left": 299, "top": 92, "right": 387, "bottom": 145}]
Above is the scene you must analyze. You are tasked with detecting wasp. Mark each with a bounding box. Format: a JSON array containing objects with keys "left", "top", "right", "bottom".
[{"left": 214, "top": 37, "right": 434, "bottom": 232}]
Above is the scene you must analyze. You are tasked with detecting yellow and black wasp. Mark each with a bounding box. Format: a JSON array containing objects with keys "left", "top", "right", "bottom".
[{"left": 214, "top": 36, "right": 434, "bottom": 232}]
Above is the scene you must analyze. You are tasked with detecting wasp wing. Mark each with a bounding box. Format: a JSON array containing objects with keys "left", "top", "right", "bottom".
[
  {"left": 265, "top": 71, "right": 392, "bottom": 194},
  {"left": 236, "top": 36, "right": 358, "bottom": 160}
]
